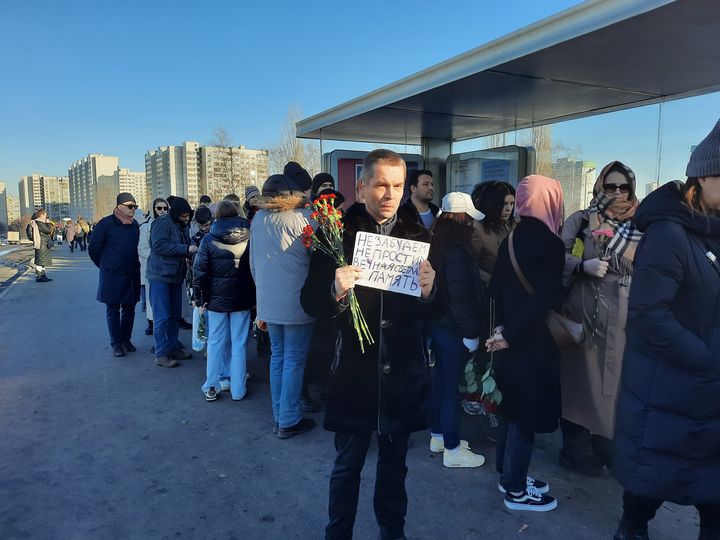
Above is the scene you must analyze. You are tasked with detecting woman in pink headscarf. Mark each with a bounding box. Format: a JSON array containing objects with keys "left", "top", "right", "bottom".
[{"left": 486, "top": 175, "right": 566, "bottom": 513}]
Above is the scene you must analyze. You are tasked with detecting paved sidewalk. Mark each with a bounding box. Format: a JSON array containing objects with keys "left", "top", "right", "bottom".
[{"left": 0, "top": 250, "right": 698, "bottom": 539}]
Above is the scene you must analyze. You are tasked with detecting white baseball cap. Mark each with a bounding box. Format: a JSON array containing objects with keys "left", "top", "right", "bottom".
[{"left": 441, "top": 192, "right": 485, "bottom": 220}]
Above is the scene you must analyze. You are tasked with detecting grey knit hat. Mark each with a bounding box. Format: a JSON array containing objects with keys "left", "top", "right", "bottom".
[{"left": 686, "top": 119, "right": 720, "bottom": 177}]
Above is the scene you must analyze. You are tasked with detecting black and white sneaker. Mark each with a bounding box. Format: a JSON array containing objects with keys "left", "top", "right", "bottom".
[
  {"left": 498, "top": 475, "right": 549, "bottom": 494},
  {"left": 204, "top": 388, "right": 218, "bottom": 402},
  {"left": 504, "top": 485, "right": 557, "bottom": 512}
]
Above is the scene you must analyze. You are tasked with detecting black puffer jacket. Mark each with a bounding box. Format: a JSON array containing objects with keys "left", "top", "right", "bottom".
[
  {"left": 192, "top": 217, "right": 255, "bottom": 313},
  {"left": 430, "top": 242, "right": 486, "bottom": 338},
  {"left": 300, "top": 204, "right": 444, "bottom": 435},
  {"left": 613, "top": 181, "right": 720, "bottom": 505}
]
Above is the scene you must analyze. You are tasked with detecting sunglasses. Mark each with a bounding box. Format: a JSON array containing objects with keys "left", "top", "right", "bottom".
[
  {"left": 122, "top": 204, "right": 138, "bottom": 210},
  {"left": 155, "top": 206, "right": 168, "bottom": 210},
  {"left": 603, "top": 183, "right": 631, "bottom": 194}
]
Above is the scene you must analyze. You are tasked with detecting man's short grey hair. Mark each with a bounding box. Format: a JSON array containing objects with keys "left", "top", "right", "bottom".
[{"left": 361, "top": 149, "right": 406, "bottom": 184}]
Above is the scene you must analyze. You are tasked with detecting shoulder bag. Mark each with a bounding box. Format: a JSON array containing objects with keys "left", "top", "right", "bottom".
[{"left": 508, "top": 230, "right": 585, "bottom": 349}]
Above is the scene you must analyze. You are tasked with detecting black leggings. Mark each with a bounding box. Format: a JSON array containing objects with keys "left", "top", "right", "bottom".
[{"left": 622, "top": 491, "right": 720, "bottom": 534}]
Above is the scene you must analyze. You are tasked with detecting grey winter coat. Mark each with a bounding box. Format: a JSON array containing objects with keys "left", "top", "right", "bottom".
[{"left": 249, "top": 195, "right": 316, "bottom": 325}]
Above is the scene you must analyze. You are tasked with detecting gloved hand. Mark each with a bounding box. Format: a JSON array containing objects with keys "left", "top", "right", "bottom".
[
  {"left": 584, "top": 257, "right": 609, "bottom": 278},
  {"left": 463, "top": 337, "right": 480, "bottom": 353}
]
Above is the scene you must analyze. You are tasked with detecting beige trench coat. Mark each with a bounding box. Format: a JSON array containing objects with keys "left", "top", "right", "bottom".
[{"left": 560, "top": 211, "right": 630, "bottom": 439}]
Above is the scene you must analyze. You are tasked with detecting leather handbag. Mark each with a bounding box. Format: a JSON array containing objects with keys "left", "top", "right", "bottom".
[{"left": 508, "top": 231, "right": 585, "bottom": 349}]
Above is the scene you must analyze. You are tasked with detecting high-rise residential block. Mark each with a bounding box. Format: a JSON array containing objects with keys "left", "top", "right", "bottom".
[
  {"left": 145, "top": 142, "right": 269, "bottom": 207},
  {"left": 200, "top": 145, "right": 269, "bottom": 202},
  {"left": 95, "top": 167, "right": 147, "bottom": 218},
  {"left": 552, "top": 158, "right": 597, "bottom": 215},
  {"left": 7, "top": 195, "right": 21, "bottom": 226},
  {"left": 0, "top": 182, "right": 7, "bottom": 232},
  {"left": 18, "top": 174, "right": 71, "bottom": 221},
  {"left": 145, "top": 142, "right": 201, "bottom": 206},
  {"left": 68, "top": 154, "right": 119, "bottom": 220}
]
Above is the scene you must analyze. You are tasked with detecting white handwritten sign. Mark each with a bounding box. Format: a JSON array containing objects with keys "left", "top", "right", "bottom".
[{"left": 352, "top": 231, "right": 430, "bottom": 297}]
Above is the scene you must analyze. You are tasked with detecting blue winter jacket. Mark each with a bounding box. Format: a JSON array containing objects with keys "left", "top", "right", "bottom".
[
  {"left": 146, "top": 213, "right": 191, "bottom": 284},
  {"left": 613, "top": 181, "right": 720, "bottom": 505}
]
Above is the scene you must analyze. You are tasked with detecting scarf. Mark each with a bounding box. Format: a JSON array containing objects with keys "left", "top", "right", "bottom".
[
  {"left": 114, "top": 208, "right": 134, "bottom": 225},
  {"left": 586, "top": 161, "right": 642, "bottom": 275},
  {"left": 515, "top": 175, "right": 564, "bottom": 234}
]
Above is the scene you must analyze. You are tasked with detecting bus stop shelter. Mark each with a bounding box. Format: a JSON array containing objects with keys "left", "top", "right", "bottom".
[{"left": 296, "top": 0, "right": 720, "bottom": 193}]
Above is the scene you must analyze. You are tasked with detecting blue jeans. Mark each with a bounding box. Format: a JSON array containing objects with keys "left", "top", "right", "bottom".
[
  {"left": 267, "top": 323, "right": 313, "bottom": 428},
  {"left": 203, "top": 310, "right": 250, "bottom": 399},
  {"left": 149, "top": 280, "right": 183, "bottom": 358},
  {"left": 496, "top": 418, "right": 535, "bottom": 493},
  {"left": 429, "top": 324, "right": 468, "bottom": 450}
]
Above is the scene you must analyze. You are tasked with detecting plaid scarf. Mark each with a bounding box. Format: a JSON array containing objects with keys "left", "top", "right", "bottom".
[{"left": 586, "top": 192, "right": 642, "bottom": 276}]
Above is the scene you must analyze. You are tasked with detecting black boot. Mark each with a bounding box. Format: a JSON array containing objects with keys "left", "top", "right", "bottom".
[
  {"left": 614, "top": 521, "right": 650, "bottom": 540},
  {"left": 300, "top": 385, "right": 322, "bottom": 413},
  {"left": 145, "top": 320, "right": 153, "bottom": 335},
  {"left": 559, "top": 418, "right": 607, "bottom": 477}
]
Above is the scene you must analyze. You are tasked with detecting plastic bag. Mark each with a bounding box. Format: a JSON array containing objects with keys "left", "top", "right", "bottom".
[{"left": 192, "top": 306, "right": 208, "bottom": 351}]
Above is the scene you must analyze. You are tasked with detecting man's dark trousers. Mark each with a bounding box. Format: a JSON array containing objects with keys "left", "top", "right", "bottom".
[
  {"left": 106, "top": 303, "right": 136, "bottom": 347},
  {"left": 326, "top": 430, "right": 410, "bottom": 540}
]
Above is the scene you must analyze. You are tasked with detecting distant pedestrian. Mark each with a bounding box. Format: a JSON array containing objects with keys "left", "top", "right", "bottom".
[
  {"left": 613, "top": 120, "right": 720, "bottom": 540},
  {"left": 250, "top": 170, "right": 316, "bottom": 438},
  {"left": 486, "top": 174, "right": 565, "bottom": 512},
  {"left": 65, "top": 220, "right": 76, "bottom": 252},
  {"left": 88, "top": 193, "right": 141, "bottom": 357},
  {"left": 29, "top": 208, "right": 55, "bottom": 282},
  {"left": 74, "top": 216, "right": 90, "bottom": 251},
  {"left": 147, "top": 196, "right": 196, "bottom": 368},
  {"left": 193, "top": 200, "right": 255, "bottom": 401},
  {"left": 138, "top": 198, "right": 168, "bottom": 335}
]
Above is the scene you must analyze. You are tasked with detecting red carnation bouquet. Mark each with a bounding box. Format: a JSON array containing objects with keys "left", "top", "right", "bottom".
[{"left": 302, "top": 194, "right": 374, "bottom": 353}]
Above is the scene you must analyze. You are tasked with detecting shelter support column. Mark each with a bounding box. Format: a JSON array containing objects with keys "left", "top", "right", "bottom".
[{"left": 421, "top": 137, "right": 451, "bottom": 202}]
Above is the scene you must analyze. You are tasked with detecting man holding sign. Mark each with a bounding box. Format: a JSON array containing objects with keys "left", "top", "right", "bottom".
[{"left": 301, "top": 149, "right": 441, "bottom": 540}]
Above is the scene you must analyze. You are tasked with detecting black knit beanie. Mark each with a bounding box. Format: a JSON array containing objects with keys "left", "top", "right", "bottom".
[
  {"left": 262, "top": 174, "right": 300, "bottom": 197},
  {"left": 283, "top": 162, "right": 312, "bottom": 192},
  {"left": 311, "top": 172, "right": 335, "bottom": 195}
]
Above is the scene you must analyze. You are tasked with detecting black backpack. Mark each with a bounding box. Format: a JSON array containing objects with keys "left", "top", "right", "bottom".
[{"left": 26, "top": 222, "right": 34, "bottom": 241}]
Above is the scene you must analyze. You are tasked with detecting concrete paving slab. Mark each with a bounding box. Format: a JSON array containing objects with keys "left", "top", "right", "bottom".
[{"left": 0, "top": 250, "right": 699, "bottom": 539}]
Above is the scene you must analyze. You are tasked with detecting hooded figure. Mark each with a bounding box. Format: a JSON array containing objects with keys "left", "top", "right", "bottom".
[
  {"left": 558, "top": 161, "right": 643, "bottom": 475},
  {"left": 147, "top": 196, "right": 195, "bottom": 367}
]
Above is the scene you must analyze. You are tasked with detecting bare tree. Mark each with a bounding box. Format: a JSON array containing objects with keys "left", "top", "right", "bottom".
[
  {"left": 208, "top": 126, "right": 240, "bottom": 198},
  {"left": 269, "top": 107, "right": 321, "bottom": 177}
]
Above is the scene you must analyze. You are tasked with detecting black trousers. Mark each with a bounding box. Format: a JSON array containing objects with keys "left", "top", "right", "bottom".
[
  {"left": 326, "top": 431, "right": 409, "bottom": 540},
  {"left": 106, "top": 303, "right": 136, "bottom": 347},
  {"left": 622, "top": 490, "right": 720, "bottom": 536}
]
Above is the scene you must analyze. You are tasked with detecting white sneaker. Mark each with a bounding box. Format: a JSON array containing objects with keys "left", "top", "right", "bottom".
[
  {"left": 219, "top": 379, "right": 231, "bottom": 392},
  {"left": 430, "top": 437, "right": 470, "bottom": 453},
  {"left": 443, "top": 446, "right": 485, "bottom": 468}
]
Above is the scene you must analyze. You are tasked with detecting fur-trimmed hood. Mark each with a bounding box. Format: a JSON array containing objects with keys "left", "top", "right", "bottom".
[{"left": 256, "top": 194, "right": 307, "bottom": 212}]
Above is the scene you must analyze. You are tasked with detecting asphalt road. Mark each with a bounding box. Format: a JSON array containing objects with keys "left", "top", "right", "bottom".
[{"left": 0, "top": 250, "right": 699, "bottom": 539}]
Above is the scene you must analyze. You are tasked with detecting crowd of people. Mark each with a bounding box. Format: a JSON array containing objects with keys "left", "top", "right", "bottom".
[{"left": 71, "top": 119, "right": 720, "bottom": 540}]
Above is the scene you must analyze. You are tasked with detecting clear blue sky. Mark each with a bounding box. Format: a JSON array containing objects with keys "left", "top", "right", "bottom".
[{"left": 1, "top": 0, "right": 717, "bottom": 198}]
